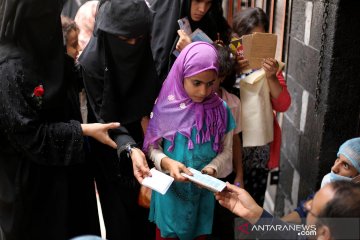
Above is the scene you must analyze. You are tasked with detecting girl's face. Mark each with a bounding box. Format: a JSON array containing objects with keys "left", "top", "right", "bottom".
[
  {"left": 184, "top": 70, "right": 217, "bottom": 102},
  {"left": 251, "top": 25, "right": 266, "bottom": 34},
  {"left": 190, "top": 0, "right": 213, "bottom": 22},
  {"left": 66, "top": 29, "right": 80, "bottom": 60}
]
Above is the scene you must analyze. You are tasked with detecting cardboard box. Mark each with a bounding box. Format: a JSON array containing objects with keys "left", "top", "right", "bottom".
[{"left": 242, "top": 32, "right": 277, "bottom": 69}]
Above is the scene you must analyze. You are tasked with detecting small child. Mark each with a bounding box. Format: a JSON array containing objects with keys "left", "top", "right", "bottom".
[
  {"left": 211, "top": 44, "right": 243, "bottom": 240},
  {"left": 143, "top": 42, "right": 235, "bottom": 240},
  {"left": 61, "top": 15, "right": 80, "bottom": 60},
  {"left": 232, "top": 7, "right": 291, "bottom": 205}
]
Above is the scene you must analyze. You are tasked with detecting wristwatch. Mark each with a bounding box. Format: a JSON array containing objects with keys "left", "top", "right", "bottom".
[
  {"left": 125, "top": 143, "right": 134, "bottom": 155},
  {"left": 124, "top": 143, "right": 137, "bottom": 157}
]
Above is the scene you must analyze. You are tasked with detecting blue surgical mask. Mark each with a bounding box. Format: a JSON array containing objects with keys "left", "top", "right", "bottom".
[{"left": 321, "top": 171, "right": 352, "bottom": 188}]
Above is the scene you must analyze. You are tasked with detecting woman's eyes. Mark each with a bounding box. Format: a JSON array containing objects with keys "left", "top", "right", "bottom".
[{"left": 343, "top": 162, "right": 349, "bottom": 169}]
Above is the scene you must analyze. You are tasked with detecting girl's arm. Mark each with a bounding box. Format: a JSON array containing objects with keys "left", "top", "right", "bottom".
[
  {"left": 263, "top": 58, "right": 291, "bottom": 112},
  {"left": 233, "top": 134, "right": 244, "bottom": 188},
  {"left": 270, "top": 71, "right": 291, "bottom": 112},
  {"left": 203, "top": 130, "right": 233, "bottom": 177}
]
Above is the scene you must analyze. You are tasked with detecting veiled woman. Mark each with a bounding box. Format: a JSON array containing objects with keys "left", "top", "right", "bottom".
[{"left": 78, "top": 0, "right": 161, "bottom": 239}]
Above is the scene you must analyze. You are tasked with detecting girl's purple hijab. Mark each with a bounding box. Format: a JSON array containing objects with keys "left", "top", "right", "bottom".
[{"left": 143, "top": 42, "right": 228, "bottom": 153}]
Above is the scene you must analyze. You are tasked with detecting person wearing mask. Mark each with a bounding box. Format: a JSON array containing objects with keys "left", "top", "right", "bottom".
[
  {"left": 78, "top": 0, "right": 161, "bottom": 239},
  {"left": 282, "top": 137, "right": 360, "bottom": 224}
]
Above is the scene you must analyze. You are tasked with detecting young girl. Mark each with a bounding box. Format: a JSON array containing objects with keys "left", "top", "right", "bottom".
[
  {"left": 211, "top": 44, "right": 243, "bottom": 240},
  {"left": 61, "top": 15, "right": 80, "bottom": 61},
  {"left": 232, "top": 7, "right": 291, "bottom": 205},
  {"left": 143, "top": 42, "right": 235, "bottom": 240}
]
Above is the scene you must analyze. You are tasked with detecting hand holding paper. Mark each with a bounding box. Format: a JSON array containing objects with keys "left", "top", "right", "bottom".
[
  {"left": 181, "top": 168, "right": 226, "bottom": 193},
  {"left": 142, "top": 168, "right": 174, "bottom": 195}
]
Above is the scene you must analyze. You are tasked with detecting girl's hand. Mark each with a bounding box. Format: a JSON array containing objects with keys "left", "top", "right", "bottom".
[
  {"left": 262, "top": 58, "right": 279, "bottom": 79},
  {"left": 161, "top": 157, "right": 193, "bottom": 182},
  {"left": 176, "top": 30, "right": 192, "bottom": 52},
  {"left": 201, "top": 167, "right": 217, "bottom": 177},
  {"left": 236, "top": 55, "right": 250, "bottom": 73},
  {"left": 233, "top": 175, "right": 244, "bottom": 189},
  {"left": 81, "top": 122, "right": 120, "bottom": 149}
]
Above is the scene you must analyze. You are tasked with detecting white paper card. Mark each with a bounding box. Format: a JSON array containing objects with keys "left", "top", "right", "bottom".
[
  {"left": 181, "top": 167, "right": 226, "bottom": 193},
  {"left": 141, "top": 168, "right": 174, "bottom": 195}
]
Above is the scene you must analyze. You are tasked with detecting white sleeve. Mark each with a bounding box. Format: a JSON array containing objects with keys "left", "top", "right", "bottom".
[
  {"left": 148, "top": 140, "right": 167, "bottom": 172},
  {"left": 205, "top": 130, "right": 234, "bottom": 178}
]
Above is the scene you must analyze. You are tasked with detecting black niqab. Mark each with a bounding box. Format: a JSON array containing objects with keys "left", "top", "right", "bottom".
[
  {"left": 0, "top": 0, "right": 66, "bottom": 110},
  {"left": 79, "top": 0, "right": 160, "bottom": 124}
]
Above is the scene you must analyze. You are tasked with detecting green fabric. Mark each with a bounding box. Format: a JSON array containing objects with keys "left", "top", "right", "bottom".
[{"left": 149, "top": 103, "right": 235, "bottom": 240}]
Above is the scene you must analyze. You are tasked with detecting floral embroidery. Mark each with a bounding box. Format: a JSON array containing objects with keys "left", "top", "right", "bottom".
[
  {"left": 179, "top": 103, "right": 186, "bottom": 109},
  {"left": 168, "top": 95, "right": 175, "bottom": 101},
  {"left": 32, "top": 84, "right": 44, "bottom": 107}
]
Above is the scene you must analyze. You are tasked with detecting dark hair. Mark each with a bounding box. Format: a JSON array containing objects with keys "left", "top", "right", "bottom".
[
  {"left": 317, "top": 181, "right": 360, "bottom": 239},
  {"left": 181, "top": 0, "right": 232, "bottom": 44},
  {"left": 232, "top": 7, "right": 269, "bottom": 37},
  {"left": 60, "top": 15, "right": 79, "bottom": 42},
  {"left": 213, "top": 43, "right": 235, "bottom": 78},
  {"left": 213, "top": 43, "right": 236, "bottom": 90}
]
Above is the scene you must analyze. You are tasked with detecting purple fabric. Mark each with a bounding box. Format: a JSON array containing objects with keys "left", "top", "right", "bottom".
[{"left": 143, "top": 42, "right": 228, "bottom": 153}]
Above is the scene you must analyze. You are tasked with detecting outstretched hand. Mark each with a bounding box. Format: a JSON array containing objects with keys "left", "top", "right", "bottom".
[
  {"left": 81, "top": 122, "right": 120, "bottom": 149},
  {"left": 130, "top": 148, "right": 151, "bottom": 183},
  {"left": 215, "top": 182, "right": 263, "bottom": 224}
]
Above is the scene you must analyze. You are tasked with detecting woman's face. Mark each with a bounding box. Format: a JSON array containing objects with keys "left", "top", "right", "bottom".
[
  {"left": 190, "top": 0, "right": 213, "bottom": 22},
  {"left": 184, "top": 70, "right": 216, "bottom": 102}
]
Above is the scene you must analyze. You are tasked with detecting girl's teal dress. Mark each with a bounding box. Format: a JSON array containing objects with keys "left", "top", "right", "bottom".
[{"left": 149, "top": 104, "right": 235, "bottom": 240}]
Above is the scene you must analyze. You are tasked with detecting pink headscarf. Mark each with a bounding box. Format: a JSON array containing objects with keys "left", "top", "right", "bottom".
[
  {"left": 74, "top": 0, "right": 98, "bottom": 52},
  {"left": 143, "top": 42, "right": 228, "bottom": 153}
]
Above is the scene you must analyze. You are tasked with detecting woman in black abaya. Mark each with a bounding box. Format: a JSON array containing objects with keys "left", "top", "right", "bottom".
[
  {"left": 0, "top": 0, "right": 129, "bottom": 239},
  {"left": 150, "top": 0, "right": 232, "bottom": 82},
  {"left": 78, "top": 0, "right": 161, "bottom": 239}
]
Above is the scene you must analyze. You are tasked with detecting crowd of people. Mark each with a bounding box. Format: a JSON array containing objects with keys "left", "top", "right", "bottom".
[{"left": 0, "top": 0, "right": 358, "bottom": 240}]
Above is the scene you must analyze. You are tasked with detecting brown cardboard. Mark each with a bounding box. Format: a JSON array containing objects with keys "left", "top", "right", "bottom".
[{"left": 242, "top": 33, "right": 277, "bottom": 69}]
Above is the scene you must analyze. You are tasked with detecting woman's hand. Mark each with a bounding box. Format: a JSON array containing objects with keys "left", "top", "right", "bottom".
[
  {"left": 130, "top": 147, "right": 151, "bottom": 183},
  {"left": 81, "top": 122, "right": 120, "bottom": 149},
  {"left": 161, "top": 157, "right": 193, "bottom": 182},
  {"left": 176, "top": 30, "right": 192, "bottom": 52}
]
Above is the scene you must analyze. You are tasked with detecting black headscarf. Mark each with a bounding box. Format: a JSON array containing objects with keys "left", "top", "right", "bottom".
[
  {"left": 150, "top": 0, "right": 231, "bottom": 81},
  {"left": 180, "top": 0, "right": 231, "bottom": 43},
  {"left": 0, "top": 0, "right": 66, "bottom": 110},
  {"left": 79, "top": 0, "right": 160, "bottom": 124}
]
